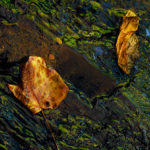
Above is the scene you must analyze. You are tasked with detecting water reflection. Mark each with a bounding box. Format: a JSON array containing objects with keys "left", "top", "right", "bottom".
[
  {"left": 94, "top": 46, "right": 104, "bottom": 56},
  {"left": 145, "top": 29, "right": 150, "bottom": 37}
]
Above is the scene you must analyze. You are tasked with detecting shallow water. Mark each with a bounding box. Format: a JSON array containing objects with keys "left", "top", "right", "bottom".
[{"left": 0, "top": 0, "right": 150, "bottom": 150}]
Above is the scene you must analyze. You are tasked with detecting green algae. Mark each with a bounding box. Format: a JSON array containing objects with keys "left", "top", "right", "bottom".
[
  {"left": 36, "top": 21, "right": 57, "bottom": 41},
  {"left": 41, "top": 20, "right": 51, "bottom": 28},
  {"left": 58, "top": 114, "right": 102, "bottom": 148},
  {"left": 138, "top": 10, "right": 146, "bottom": 16},
  {"left": 79, "top": 30, "right": 102, "bottom": 38},
  {"left": 60, "top": 141, "right": 89, "bottom": 150},
  {"left": 90, "top": 1, "right": 102, "bottom": 10},
  {"left": 122, "top": 85, "right": 150, "bottom": 112},
  {"left": 0, "top": 0, "right": 150, "bottom": 150},
  {"left": 24, "top": 129, "right": 34, "bottom": 137},
  {"left": 0, "top": 144, "right": 7, "bottom": 150},
  {"left": 38, "top": 10, "right": 50, "bottom": 19},
  {"left": 92, "top": 25, "right": 114, "bottom": 34},
  {"left": 108, "top": 8, "right": 127, "bottom": 17},
  {"left": 0, "top": 0, "right": 12, "bottom": 8},
  {"left": 63, "top": 35, "right": 77, "bottom": 48},
  {"left": 25, "top": 14, "right": 35, "bottom": 21},
  {"left": 1, "top": 20, "right": 18, "bottom": 26},
  {"left": 0, "top": 82, "right": 5, "bottom": 89},
  {"left": 0, "top": 96, "right": 8, "bottom": 105},
  {"left": 59, "top": 124, "right": 70, "bottom": 134}
]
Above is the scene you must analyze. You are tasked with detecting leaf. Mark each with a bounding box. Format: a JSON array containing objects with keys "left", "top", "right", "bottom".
[
  {"left": 55, "top": 37, "right": 62, "bottom": 45},
  {"left": 49, "top": 54, "right": 55, "bottom": 60},
  {"left": 8, "top": 56, "right": 69, "bottom": 114},
  {"left": 116, "top": 10, "right": 140, "bottom": 74}
]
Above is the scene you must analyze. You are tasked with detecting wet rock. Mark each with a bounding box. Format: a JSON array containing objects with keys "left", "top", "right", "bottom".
[
  {"left": 0, "top": 15, "right": 115, "bottom": 98},
  {"left": 0, "top": 1, "right": 150, "bottom": 150}
]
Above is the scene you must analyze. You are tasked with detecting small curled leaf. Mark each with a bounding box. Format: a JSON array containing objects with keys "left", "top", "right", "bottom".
[{"left": 116, "top": 10, "right": 140, "bottom": 74}]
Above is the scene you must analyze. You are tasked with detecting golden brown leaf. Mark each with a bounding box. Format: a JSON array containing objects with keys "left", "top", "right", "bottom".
[
  {"left": 116, "top": 10, "right": 140, "bottom": 74},
  {"left": 8, "top": 56, "right": 69, "bottom": 114},
  {"left": 55, "top": 37, "right": 62, "bottom": 45},
  {"left": 49, "top": 53, "right": 55, "bottom": 60}
]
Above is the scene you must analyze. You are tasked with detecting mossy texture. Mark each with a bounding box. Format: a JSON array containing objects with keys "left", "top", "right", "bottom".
[{"left": 0, "top": 0, "right": 150, "bottom": 150}]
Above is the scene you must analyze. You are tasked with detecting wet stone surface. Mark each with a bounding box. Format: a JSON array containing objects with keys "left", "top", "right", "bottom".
[{"left": 0, "top": 0, "right": 150, "bottom": 150}]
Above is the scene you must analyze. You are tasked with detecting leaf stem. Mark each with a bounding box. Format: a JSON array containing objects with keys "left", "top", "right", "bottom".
[{"left": 41, "top": 110, "right": 59, "bottom": 150}]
